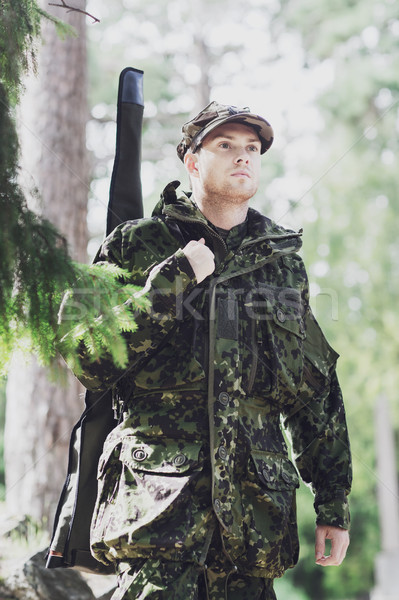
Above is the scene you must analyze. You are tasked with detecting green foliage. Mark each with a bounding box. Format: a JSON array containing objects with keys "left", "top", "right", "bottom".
[
  {"left": 0, "top": 0, "right": 41, "bottom": 102},
  {"left": 57, "top": 263, "right": 149, "bottom": 376},
  {"left": 274, "top": 571, "right": 310, "bottom": 600},
  {"left": 0, "top": 1, "right": 76, "bottom": 102},
  {"left": 0, "top": 79, "right": 146, "bottom": 377},
  {"left": 36, "top": 7, "right": 77, "bottom": 41},
  {"left": 0, "top": 80, "right": 74, "bottom": 369},
  {"left": 0, "top": 0, "right": 145, "bottom": 378}
]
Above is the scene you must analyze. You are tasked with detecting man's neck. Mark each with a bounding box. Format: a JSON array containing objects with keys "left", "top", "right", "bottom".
[{"left": 193, "top": 196, "right": 249, "bottom": 230}]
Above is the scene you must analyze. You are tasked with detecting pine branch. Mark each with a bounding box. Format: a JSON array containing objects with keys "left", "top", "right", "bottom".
[
  {"left": 48, "top": 1, "right": 100, "bottom": 23},
  {"left": 0, "top": 1, "right": 143, "bottom": 382}
]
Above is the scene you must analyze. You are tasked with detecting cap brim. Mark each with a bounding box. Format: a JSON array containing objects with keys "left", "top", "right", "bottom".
[{"left": 193, "top": 113, "right": 274, "bottom": 154}]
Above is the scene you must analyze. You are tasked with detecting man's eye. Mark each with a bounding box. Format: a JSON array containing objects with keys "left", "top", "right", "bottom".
[
  {"left": 249, "top": 145, "right": 259, "bottom": 152},
  {"left": 220, "top": 142, "right": 230, "bottom": 149}
]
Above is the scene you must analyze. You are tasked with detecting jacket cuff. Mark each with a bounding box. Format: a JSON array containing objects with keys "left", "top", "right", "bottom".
[{"left": 314, "top": 491, "right": 350, "bottom": 530}]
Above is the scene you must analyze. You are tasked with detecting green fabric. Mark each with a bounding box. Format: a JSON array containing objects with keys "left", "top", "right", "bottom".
[
  {"left": 211, "top": 220, "right": 248, "bottom": 250},
  {"left": 113, "top": 528, "right": 277, "bottom": 600},
  {"left": 114, "top": 561, "right": 276, "bottom": 600},
  {"left": 60, "top": 181, "right": 352, "bottom": 579}
]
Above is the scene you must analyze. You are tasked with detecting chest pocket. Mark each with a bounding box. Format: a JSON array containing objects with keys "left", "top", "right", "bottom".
[
  {"left": 247, "top": 286, "right": 305, "bottom": 396},
  {"left": 267, "top": 291, "right": 306, "bottom": 392}
]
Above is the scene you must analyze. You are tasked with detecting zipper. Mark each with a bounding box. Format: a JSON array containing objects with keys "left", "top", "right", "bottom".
[
  {"left": 247, "top": 317, "right": 258, "bottom": 394},
  {"left": 207, "top": 279, "right": 219, "bottom": 524},
  {"left": 166, "top": 211, "right": 228, "bottom": 254},
  {"left": 207, "top": 280, "right": 217, "bottom": 460}
]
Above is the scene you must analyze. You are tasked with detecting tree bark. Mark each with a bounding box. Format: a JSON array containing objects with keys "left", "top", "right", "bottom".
[
  {"left": 5, "top": 0, "right": 89, "bottom": 527},
  {"left": 193, "top": 34, "right": 212, "bottom": 111}
]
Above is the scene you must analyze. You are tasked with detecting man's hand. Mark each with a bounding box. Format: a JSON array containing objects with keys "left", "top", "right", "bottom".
[
  {"left": 315, "top": 524, "right": 349, "bottom": 566},
  {"left": 182, "top": 238, "right": 215, "bottom": 283}
]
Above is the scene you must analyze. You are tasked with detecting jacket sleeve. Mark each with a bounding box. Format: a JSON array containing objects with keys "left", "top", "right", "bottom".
[
  {"left": 282, "top": 306, "right": 352, "bottom": 530},
  {"left": 59, "top": 220, "right": 197, "bottom": 391}
]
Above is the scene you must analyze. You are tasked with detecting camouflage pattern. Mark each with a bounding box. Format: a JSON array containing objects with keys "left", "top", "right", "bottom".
[
  {"left": 111, "top": 526, "right": 276, "bottom": 599},
  {"left": 176, "top": 101, "right": 274, "bottom": 161},
  {"left": 112, "top": 548, "right": 276, "bottom": 599},
  {"left": 61, "top": 181, "right": 352, "bottom": 583}
]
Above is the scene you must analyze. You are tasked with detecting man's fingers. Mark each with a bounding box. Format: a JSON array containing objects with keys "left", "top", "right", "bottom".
[
  {"left": 334, "top": 535, "right": 347, "bottom": 565},
  {"left": 315, "top": 525, "right": 350, "bottom": 567},
  {"left": 184, "top": 238, "right": 206, "bottom": 247},
  {"left": 315, "top": 526, "right": 326, "bottom": 562},
  {"left": 182, "top": 238, "right": 215, "bottom": 283},
  {"left": 331, "top": 530, "right": 350, "bottom": 565}
]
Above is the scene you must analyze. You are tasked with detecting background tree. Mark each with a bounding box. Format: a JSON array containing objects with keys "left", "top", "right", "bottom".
[
  {"left": 0, "top": 0, "right": 145, "bottom": 523},
  {"left": 4, "top": 0, "right": 90, "bottom": 524}
]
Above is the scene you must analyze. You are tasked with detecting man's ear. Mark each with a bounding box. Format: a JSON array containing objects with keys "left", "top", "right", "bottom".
[{"left": 184, "top": 152, "right": 199, "bottom": 178}]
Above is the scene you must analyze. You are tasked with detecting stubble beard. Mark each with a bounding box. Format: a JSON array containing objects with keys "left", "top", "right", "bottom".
[{"left": 202, "top": 178, "right": 257, "bottom": 209}]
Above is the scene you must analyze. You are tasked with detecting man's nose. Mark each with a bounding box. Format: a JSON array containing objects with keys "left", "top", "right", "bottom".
[{"left": 234, "top": 149, "right": 250, "bottom": 163}]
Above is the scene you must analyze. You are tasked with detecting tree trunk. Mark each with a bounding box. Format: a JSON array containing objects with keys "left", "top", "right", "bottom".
[
  {"left": 193, "top": 34, "right": 212, "bottom": 111},
  {"left": 4, "top": 1, "right": 89, "bottom": 527}
]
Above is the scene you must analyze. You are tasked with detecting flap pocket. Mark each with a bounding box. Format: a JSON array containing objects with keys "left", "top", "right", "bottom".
[
  {"left": 251, "top": 450, "right": 299, "bottom": 490},
  {"left": 255, "top": 285, "right": 305, "bottom": 339},
  {"left": 119, "top": 438, "right": 203, "bottom": 474},
  {"left": 269, "top": 302, "right": 305, "bottom": 339}
]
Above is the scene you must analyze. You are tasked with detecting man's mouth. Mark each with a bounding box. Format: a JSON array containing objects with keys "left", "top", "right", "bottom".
[{"left": 231, "top": 171, "right": 250, "bottom": 178}]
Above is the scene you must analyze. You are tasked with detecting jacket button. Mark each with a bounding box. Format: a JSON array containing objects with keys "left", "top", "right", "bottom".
[
  {"left": 214, "top": 499, "right": 222, "bottom": 513},
  {"left": 133, "top": 448, "right": 147, "bottom": 461},
  {"left": 218, "top": 446, "right": 228, "bottom": 460},
  {"left": 276, "top": 309, "right": 286, "bottom": 323},
  {"left": 262, "top": 468, "right": 271, "bottom": 482},
  {"left": 173, "top": 453, "right": 187, "bottom": 467},
  {"left": 299, "top": 320, "right": 305, "bottom": 334},
  {"left": 218, "top": 392, "right": 229, "bottom": 406}
]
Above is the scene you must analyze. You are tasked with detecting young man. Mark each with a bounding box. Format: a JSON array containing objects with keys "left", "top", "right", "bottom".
[{"left": 66, "top": 102, "right": 352, "bottom": 599}]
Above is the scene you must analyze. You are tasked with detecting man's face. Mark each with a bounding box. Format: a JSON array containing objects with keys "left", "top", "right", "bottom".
[{"left": 186, "top": 122, "right": 262, "bottom": 205}]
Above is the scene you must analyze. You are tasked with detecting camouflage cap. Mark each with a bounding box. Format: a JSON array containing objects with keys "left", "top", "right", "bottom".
[{"left": 177, "top": 101, "right": 274, "bottom": 162}]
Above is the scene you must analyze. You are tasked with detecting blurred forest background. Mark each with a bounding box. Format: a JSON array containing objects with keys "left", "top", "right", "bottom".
[{"left": 1, "top": 0, "right": 399, "bottom": 599}]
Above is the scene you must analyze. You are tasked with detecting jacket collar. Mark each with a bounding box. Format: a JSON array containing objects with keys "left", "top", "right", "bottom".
[{"left": 152, "top": 180, "right": 303, "bottom": 255}]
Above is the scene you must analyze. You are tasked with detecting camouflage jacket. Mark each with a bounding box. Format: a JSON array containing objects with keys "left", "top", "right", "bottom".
[{"left": 64, "top": 181, "right": 352, "bottom": 579}]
